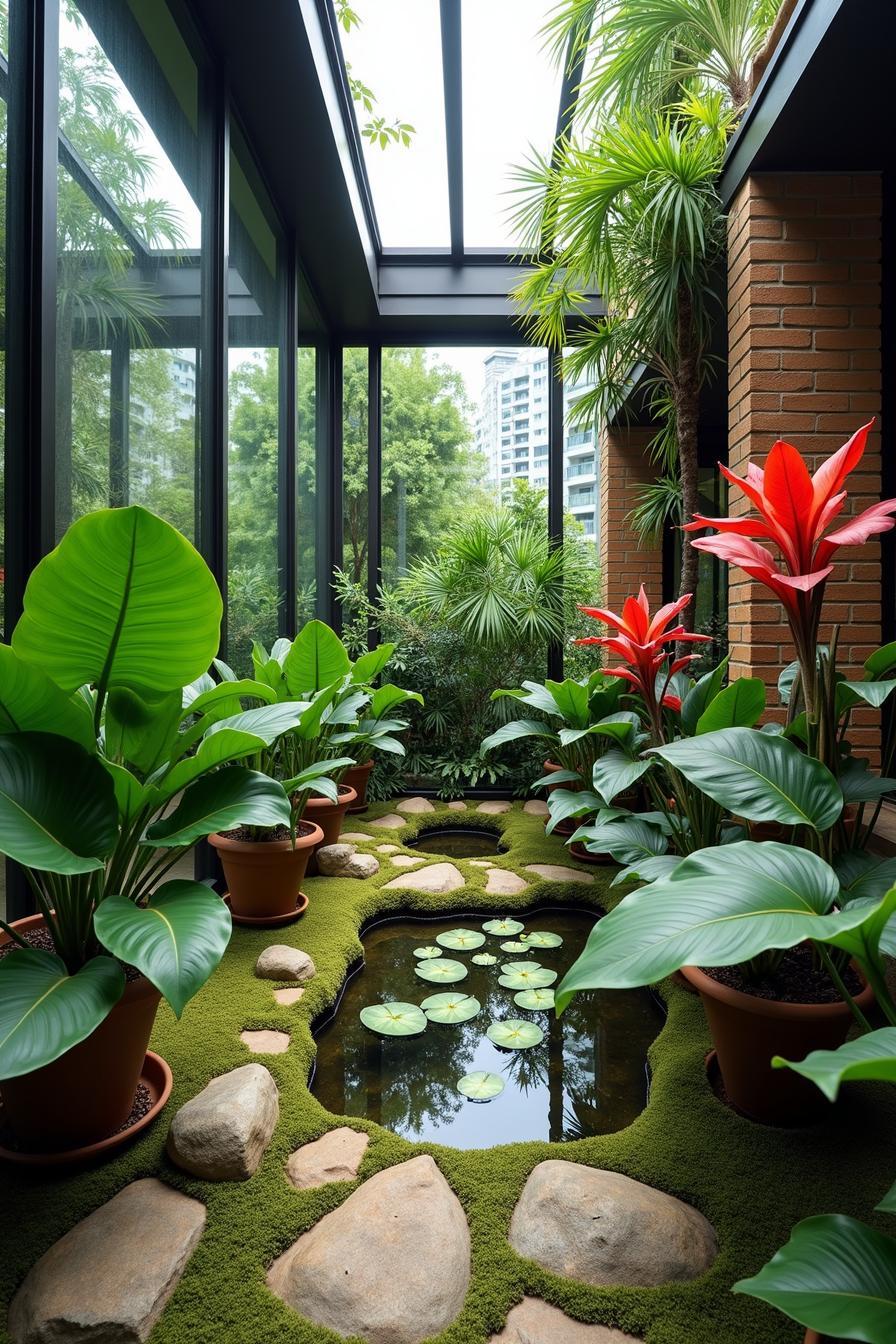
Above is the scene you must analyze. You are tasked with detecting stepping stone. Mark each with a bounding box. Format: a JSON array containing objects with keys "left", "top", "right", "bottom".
[
  {"left": 524, "top": 864, "right": 595, "bottom": 885},
  {"left": 390, "top": 854, "right": 425, "bottom": 868},
  {"left": 489, "top": 1299, "right": 639, "bottom": 1344},
  {"left": 369, "top": 813, "right": 407, "bottom": 829},
  {"left": 485, "top": 868, "right": 529, "bottom": 896},
  {"left": 167, "top": 1064, "right": 279, "bottom": 1182},
  {"left": 8, "top": 1179, "right": 205, "bottom": 1344},
  {"left": 523, "top": 799, "right": 549, "bottom": 817},
  {"left": 342, "top": 832, "right": 373, "bottom": 842},
  {"left": 509, "top": 1162, "right": 717, "bottom": 1287},
  {"left": 268, "top": 1154, "right": 470, "bottom": 1344},
  {"left": 469, "top": 860, "right": 495, "bottom": 869},
  {"left": 447, "top": 800, "right": 467, "bottom": 811},
  {"left": 384, "top": 862, "right": 465, "bottom": 895},
  {"left": 273, "top": 987, "right": 305, "bottom": 1006},
  {"left": 241, "top": 1029, "right": 290, "bottom": 1055},
  {"left": 477, "top": 800, "right": 511, "bottom": 814},
  {"left": 342, "top": 852, "right": 379, "bottom": 878},
  {"left": 255, "top": 946, "right": 316, "bottom": 981},
  {"left": 376, "top": 843, "right": 400, "bottom": 854},
  {"left": 396, "top": 796, "right": 435, "bottom": 814},
  {"left": 286, "top": 1127, "right": 370, "bottom": 1190}
]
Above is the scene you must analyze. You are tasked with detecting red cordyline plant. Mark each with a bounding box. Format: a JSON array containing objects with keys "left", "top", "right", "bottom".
[
  {"left": 684, "top": 420, "right": 896, "bottom": 761},
  {"left": 577, "top": 588, "right": 710, "bottom": 742}
]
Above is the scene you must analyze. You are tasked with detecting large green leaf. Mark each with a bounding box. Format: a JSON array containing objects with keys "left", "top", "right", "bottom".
[
  {"left": 351, "top": 644, "right": 395, "bottom": 684},
  {"left": 650, "top": 728, "right": 843, "bottom": 831},
  {"left": 163, "top": 703, "right": 307, "bottom": 794},
  {"left": 0, "top": 645, "right": 96, "bottom": 751},
  {"left": 544, "top": 678, "right": 591, "bottom": 728},
  {"left": 180, "top": 679, "right": 276, "bottom": 722},
  {"left": 102, "top": 760, "right": 148, "bottom": 827},
  {"left": 865, "top": 642, "right": 896, "bottom": 681},
  {"left": 591, "top": 749, "right": 652, "bottom": 804},
  {"left": 555, "top": 841, "right": 847, "bottom": 1006},
  {"left": 145, "top": 768, "right": 289, "bottom": 847},
  {"left": 836, "top": 851, "right": 896, "bottom": 904},
  {"left": 773, "top": 1028, "right": 896, "bottom": 1101},
  {"left": 837, "top": 679, "right": 896, "bottom": 715},
  {"left": 696, "top": 678, "right": 765, "bottom": 733},
  {"left": 838, "top": 757, "right": 896, "bottom": 804},
  {"left": 0, "top": 949, "right": 124, "bottom": 1079},
  {"left": 369, "top": 684, "right": 424, "bottom": 719},
  {"left": 680, "top": 656, "right": 729, "bottom": 735},
  {"left": 0, "top": 733, "right": 119, "bottom": 873},
  {"left": 283, "top": 620, "right": 351, "bottom": 695},
  {"left": 105, "top": 688, "right": 182, "bottom": 774},
  {"left": 481, "top": 718, "right": 555, "bottom": 752},
  {"left": 12, "top": 506, "right": 221, "bottom": 696},
  {"left": 94, "top": 881, "right": 232, "bottom": 1017},
  {"left": 733, "top": 1215, "right": 896, "bottom": 1343},
  {"left": 545, "top": 788, "right": 602, "bottom": 834},
  {"left": 575, "top": 816, "right": 669, "bottom": 867}
]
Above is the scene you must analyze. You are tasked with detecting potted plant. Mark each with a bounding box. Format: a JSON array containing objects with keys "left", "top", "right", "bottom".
[
  {"left": 333, "top": 640, "right": 423, "bottom": 811},
  {"left": 0, "top": 506, "right": 297, "bottom": 1156}
]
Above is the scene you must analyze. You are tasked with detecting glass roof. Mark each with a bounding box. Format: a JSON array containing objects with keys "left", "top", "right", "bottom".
[{"left": 334, "top": 0, "right": 567, "bottom": 254}]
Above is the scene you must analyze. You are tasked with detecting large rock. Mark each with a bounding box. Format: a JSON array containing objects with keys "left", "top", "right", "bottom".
[
  {"left": 369, "top": 813, "right": 407, "bottom": 830},
  {"left": 509, "top": 1162, "right": 717, "bottom": 1288},
  {"left": 383, "top": 862, "right": 465, "bottom": 895},
  {"left": 485, "top": 868, "right": 529, "bottom": 896},
  {"left": 396, "top": 796, "right": 435, "bottom": 814},
  {"left": 286, "top": 1127, "right": 370, "bottom": 1190},
  {"left": 9, "top": 1179, "right": 205, "bottom": 1344},
  {"left": 523, "top": 799, "right": 549, "bottom": 817},
  {"left": 167, "top": 1064, "right": 279, "bottom": 1181},
  {"left": 316, "top": 843, "right": 357, "bottom": 874},
  {"left": 476, "top": 800, "right": 511, "bottom": 814},
  {"left": 343, "top": 852, "right": 380, "bottom": 878},
  {"left": 268, "top": 1155, "right": 470, "bottom": 1344},
  {"left": 447, "top": 800, "right": 466, "bottom": 811},
  {"left": 255, "top": 945, "right": 316, "bottom": 981},
  {"left": 524, "top": 864, "right": 595, "bottom": 885},
  {"left": 489, "top": 1299, "right": 640, "bottom": 1344}
]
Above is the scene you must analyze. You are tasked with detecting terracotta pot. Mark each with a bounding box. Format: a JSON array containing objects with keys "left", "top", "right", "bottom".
[
  {"left": 209, "top": 820, "right": 323, "bottom": 918},
  {"left": 0, "top": 915, "right": 161, "bottom": 1150},
  {"left": 746, "top": 818, "right": 791, "bottom": 842},
  {"left": 344, "top": 760, "right": 374, "bottom": 813},
  {"left": 569, "top": 840, "right": 613, "bottom": 866},
  {"left": 304, "top": 784, "right": 358, "bottom": 872},
  {"left": 682, "top": 962, "right": 874, "bottom": 1126}
]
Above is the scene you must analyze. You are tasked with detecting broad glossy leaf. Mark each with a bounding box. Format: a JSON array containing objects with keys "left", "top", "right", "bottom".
[
  {"left": 164, "top": 703, "right": 307, "bottom": 794},
  {"left": 544, "top": 678, "right": 590, "bottom": 727},
  {"left": 817, "top": 887, "right": 896, "bottom": 964},
  {"left": 573, "top": 816, "right": 668, "bottom": 867},
  {"left": 611, "top": 854, "right": 683, "bottom": 887},
  {"left": 836, "top": 851, "right": 896, "bottom": 904},
  {"left": 180, "top": 679, "right": 276, "bottom": 722},
  {"left": 145, "top": 768, "right": 290, "bottom": 846},
  {"left": 0, "top": 949, "right": 124, "bottom": 1079},
  {"left": 837, "top": 679, "right": 896, "bottom": 715},
  {"left": 696, "top": 678, "right": 765, "bottom": 733},
  {"left": 351, "top": 644, "right": 395, "bottom": 684},
  {"left": 531, "top": 768, "right": 581, "bottom": 790},
  {"left": 0, "top": 733, "right": 118, "bottom": 873},
  {"left": 773, "top": 1027, "right": 896, "bottom": 1101},
  {"left": 555, "top": 841, "right": 844, "bottom": 1006},
  {"left": 546, "top": 788, "right": 601, "bottom": 834},
  {"left": 865, "top": 642, "right": 896, "bottom": 680},
  {"left": 12, "top": 506, "right": 221, "bottom": 695},
  {"left": 283, "top": 620, "right": 351, "bottom": 695},
  {"left": 369, "top": 684, "right": 423, "bottom": 719},
  {"left": 837, "top": 757, "right": 896, "bottom": 804},
  {"left": 650, "top": 728, "right": 843, "bottom": 831},
  {"left": 94, "top": 881, "right": 232, "bottom": 1017},
  {"left": 679, "top": 656, "right": 729, "bottom": 735},
  {"left": 481, "top": 718, "right": 555, "bottom": 752},
  {"left": 102, "top": 760, "right": 148, "bottom": 827},
  {"left": 733, "top": 1214, "right": 896, "bottom": 1343},
  {"left": 591, "top": 750, "right": 652, "bottom": 804},
  {"left": 0, "top": 645, "right": 96, "bottom": 751},
  {"left": 105, "top": 687, "right": 182, "bottom": 774},
  {"left": 778, "top": 658, "right": 800, "bottom": 707}
]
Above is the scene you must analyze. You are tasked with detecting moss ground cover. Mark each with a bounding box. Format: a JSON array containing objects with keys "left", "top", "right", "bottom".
[{"left": 1, "top": 803, "right": 893, "bottom": 1344}]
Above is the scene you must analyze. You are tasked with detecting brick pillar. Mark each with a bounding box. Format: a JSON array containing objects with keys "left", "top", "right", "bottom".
[
  {"left": 727, "top": 173, "right": 883, "bottom": 750},
  {"left": 599, "top": 425, "right": 663, "bottom": 614}
]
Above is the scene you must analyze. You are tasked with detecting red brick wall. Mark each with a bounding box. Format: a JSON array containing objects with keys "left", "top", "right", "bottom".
[
  {"left": 599, "top": 425, "right": 663, "bottom": 614},
  {"left": 726, "top": 172, "right": 882, "bottom": 752}
]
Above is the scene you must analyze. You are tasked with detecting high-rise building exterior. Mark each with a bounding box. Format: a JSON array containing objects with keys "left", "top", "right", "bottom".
[{"left": 474, "top": 350, "right": 598, "bottom": 543}]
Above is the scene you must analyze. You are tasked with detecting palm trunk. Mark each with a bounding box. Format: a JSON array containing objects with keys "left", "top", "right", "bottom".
[{"left": 674, "top": 279, "right": 701, "bottom": 650}]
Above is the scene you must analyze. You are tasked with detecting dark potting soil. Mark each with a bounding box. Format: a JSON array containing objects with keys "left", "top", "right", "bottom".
[
  {"left": 223, "top": 821, "right": 316, "bottom": 843},
  {"left": 0, "top": 926, "right": 143, "bottom": 982},
  {"left": 702, "top": 944, "right": 863, "bottom": 1005},
  {"left": 0, "top": 1082, "right": 153, "bottom": 1154}
]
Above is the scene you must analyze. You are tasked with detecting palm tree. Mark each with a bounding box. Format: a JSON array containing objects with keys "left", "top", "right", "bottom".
[{"left": 511, "top": 94, "right": 732, "bottom": 625}]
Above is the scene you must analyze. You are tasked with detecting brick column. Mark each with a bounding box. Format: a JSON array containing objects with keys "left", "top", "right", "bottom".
[
  {"left": 598, "top": 425, "right": 663, "bottom": 613},
  {"left": 727, "top": 173, "right": 882, "bottom": 750}
]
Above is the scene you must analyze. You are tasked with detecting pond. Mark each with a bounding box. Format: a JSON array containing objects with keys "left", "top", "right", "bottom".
[
  {"left": 310, "top": 909, "right": 663, "bottom": 1148},
  {"left": 406, "top": 827, "right": 504, "bottom": 858}
]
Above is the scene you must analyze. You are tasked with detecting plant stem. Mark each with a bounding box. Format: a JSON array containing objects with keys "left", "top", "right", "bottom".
[{"left": 815, "top": 943, "right": 873, "bottom": 1032}]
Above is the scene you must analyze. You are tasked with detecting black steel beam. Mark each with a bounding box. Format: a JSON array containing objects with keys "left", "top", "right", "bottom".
[
  {"left": 366, "top": 345, "right": 382, "bottom": 647},
  {"left": 547, "top": 348, "right": 565, "bottom": 681},
  {"left": 439, "top": 0, "right": 464, "bottom": 259},
  {"left": 279, "top": 234, "right": 299, "bottom": 638}
]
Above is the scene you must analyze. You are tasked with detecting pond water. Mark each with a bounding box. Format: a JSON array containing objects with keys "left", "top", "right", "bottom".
[
  {"left": 310, "top": 909, "right": 663, "bottom": 1148},
  {"left": 406, "top": 827, "right": 503, "bottom": 858}
]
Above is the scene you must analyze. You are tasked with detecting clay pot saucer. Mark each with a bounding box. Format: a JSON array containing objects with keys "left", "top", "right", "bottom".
[
  {"left": 222, "top": 891, "right": 309, "bottom": 927},
  {"left": 0, "top": 1051, "right": 172, "bottom": 1167}
]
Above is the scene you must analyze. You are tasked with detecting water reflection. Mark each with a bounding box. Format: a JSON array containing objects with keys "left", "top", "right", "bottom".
[
  {"left": 311, "top": 911, "right": 662, "bottom": 1147},
  {"left": 407, "top": 828, "right": 504, "bottom": 858}
]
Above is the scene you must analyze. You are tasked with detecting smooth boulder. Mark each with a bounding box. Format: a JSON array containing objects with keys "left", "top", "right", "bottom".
[
  {"left": 395, "top": 796, "right": 435, "bottom": 814},
  {"left": 509, "top": 1162, "right": 717, "bottom": 1287},
  {"left": 316, "top": 843, "right": 357, "bottom": 875},
  {"left": 255, "top": 945, "right": 316, "bottom": 981},
  {"left": 268, "top": 1154, "right": 470, "bottom": 1344},
  {"left": 369, "top": 813, "right": 407, "bottom": 830},
  {"left": 485, "top": 868, "right": 528, "bottom": 895},
  {"left": 9, "top": 1179, "right": 205, "bottom": 1344},
  {"left": 167, "top": 1063, "right": 279, "bottom": 1181}
]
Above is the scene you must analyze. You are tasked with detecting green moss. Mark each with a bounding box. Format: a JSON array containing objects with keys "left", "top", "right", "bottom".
[{"left": 1, "top": 801, "right": 893, "bottom": 1344}]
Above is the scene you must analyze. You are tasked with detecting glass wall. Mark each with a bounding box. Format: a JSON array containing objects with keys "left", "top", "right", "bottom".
[
  {"left": 54, "top": 0, "right": 203, "bottom": 542},
  {"left": 297, "top": 343, "right": 318, "bottom": 627},
  {"left": 341, "top": 346, "right": 368, "bottom": 627}
]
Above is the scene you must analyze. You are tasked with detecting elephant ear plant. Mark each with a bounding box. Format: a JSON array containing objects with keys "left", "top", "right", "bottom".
[{"left": 0, "top": 506, "right": 296, "bottom": 1098}]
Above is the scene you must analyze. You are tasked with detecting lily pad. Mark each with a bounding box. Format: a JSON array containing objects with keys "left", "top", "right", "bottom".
[
  {"left": 501, "top": 960, "right": 542, "bottom": 973},
  {"left": 482, "top": 918, "right": 524, "bottom": 936},
  {"left": 457, "top": 1071, "right": 505, "bottom": 1101},
  {"left": 413, "top": 945, "right": 442, "bottom": 960},
  {"left": 498, "top": 967, "right": 557, "bottom": 990},
  {"left": 359, "top": 1002, "right": 427, "bottom": 1037},
  {"left": 472, "top": 952, "right": 499, "bottom": 966},
  {"left": 487, "top": 1019, "right": 544, "bottom": 1050},
  {"left": 436, "top": 928, "right": 486, "bottom": 951},
  {"left": 514, "top": 988, "right": 556, "bottom": 1011},
  {"left": 422, "top": 992, "right": 481, "bottom": 1024},
  {"left": 414, "top": 957, "right": 468, "bottom": 985},
  {"left": 500, "top": 940, "right": 530, "bottom": 954},
  {"left": 521, "top": 931, "right": 563, "bottom": 949}
]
